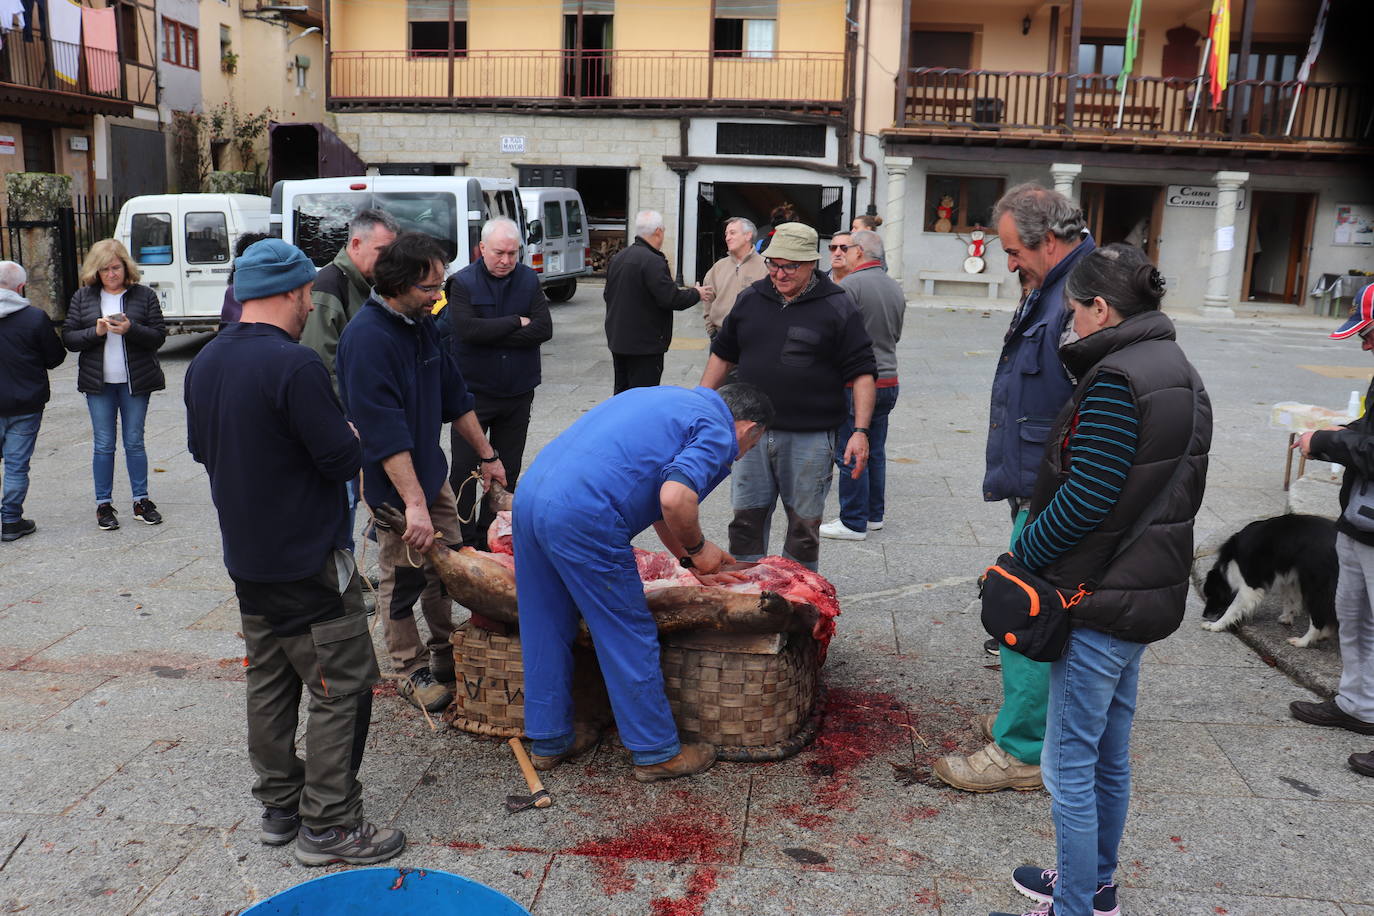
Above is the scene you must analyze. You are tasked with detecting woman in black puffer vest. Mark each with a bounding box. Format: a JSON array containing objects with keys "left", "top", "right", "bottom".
[
  {"left": 993, "top": 245, "right": 1211, "bottom": 916},
  {"left": 62, "top": 239, "right": 167, "bottom": 531}
]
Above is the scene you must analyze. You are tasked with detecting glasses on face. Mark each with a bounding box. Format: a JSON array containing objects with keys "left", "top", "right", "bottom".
[
  {"left": 828, "top": 244, "right": 854, "bottom": 253},
  {"left": 413, "top": 282, "right": 444, "bottom": 294},
  {"left": 765, "top": 259, "right": 805, "bottom": 275}
]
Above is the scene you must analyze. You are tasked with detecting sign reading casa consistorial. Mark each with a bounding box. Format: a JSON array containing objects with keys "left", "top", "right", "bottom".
[{"left": 1166, "top": 185, "right": 1248, "bottom": 210}]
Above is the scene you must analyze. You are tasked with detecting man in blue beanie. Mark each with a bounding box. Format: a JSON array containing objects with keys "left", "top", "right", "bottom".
[{"left": 185, "top": 238, "right": 405, "bottom": 868}]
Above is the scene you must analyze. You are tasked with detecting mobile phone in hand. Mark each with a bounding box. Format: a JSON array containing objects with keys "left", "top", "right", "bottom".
[{"left": 106, "top": 312, "right": 126, "bottom": 323}]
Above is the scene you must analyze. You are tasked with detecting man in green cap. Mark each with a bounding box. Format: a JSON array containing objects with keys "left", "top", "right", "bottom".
[{"left": 700, "top": 221, "right": 877, "bottom": 571}]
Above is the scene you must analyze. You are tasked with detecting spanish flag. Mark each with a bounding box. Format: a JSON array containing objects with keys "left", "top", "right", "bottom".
[{"left": 1207, "top": 0, "right": 1230, "bottom": 108}]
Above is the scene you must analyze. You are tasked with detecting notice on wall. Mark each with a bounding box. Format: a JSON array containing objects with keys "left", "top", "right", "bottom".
[
  {"left": 1216, "top": 225, "right": 1235, "bottom": 252},
  {"left": 1166, "top": 185, "right": 1247, "bottom": 210},
  {"left": 0, "top": 136, "right": 14, "bottom": 155},
  {"left": 1334, "top": 203, "right": 1374, "bottom": 247},
  {"left": 500, "top": 136, "right": 526, "bottom": 154}
]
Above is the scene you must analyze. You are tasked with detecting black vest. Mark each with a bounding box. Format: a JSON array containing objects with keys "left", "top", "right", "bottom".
[{"left": 1028, "top": 310, "right": 1212, "bottom": 644}]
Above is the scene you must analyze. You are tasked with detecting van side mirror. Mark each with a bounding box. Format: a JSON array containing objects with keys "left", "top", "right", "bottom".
[{"left": 526, "top": 220, "right": 543, "bottom": 245}]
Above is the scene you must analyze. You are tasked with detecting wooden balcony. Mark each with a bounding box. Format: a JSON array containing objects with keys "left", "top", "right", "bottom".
[
  {"left": 0, "top": 26, "right": 133, "bottom": 115},
  {"left": 893, "top": 68, "right": 1372, "bottom": 155},
  {"left": 243, "top": 0, "right": 323, "bottom": 28},
  {"left": 327, "top": 49, "right": 846, "bottom": 118}
]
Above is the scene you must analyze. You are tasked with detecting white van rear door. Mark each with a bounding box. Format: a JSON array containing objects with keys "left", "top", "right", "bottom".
[
  {"left": 565, "top": 197, "right": 587, "bottom": 273},
  {"left": 126, "top": 205, "right": 181, "bottom": 317},
  {"left": 180, "top": 202, "right": 234, "bottom": 317},
  {"left": 541, "top": 198, "right": 566, "bottom": 277}
]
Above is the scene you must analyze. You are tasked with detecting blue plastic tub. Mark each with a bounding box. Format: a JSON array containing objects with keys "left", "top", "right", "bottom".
[
  {"left": 241, "top": 867, "right": 530, "bottom": 915},
  {"left": 138, "top": 245, "right": 172, "bottom": 265}
]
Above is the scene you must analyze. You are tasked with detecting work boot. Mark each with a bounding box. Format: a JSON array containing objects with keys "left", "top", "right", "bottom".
[
  {"left": 932, "top": 741, "right": 1042, "bottom": 792},
  {"left": 294, "top": 820, "right": 406, "bottom": 867},
  {"left": 632, "top": 742, "right": 717, "bottom": 783},
  {"left": 1, "top": 519, "right": 36, "bottom": 542},
  {"left": 260, "top": 806, "right": 301, "bottom": 846},
  {"left": 531, "top": 723, "right": 603, "bottom": 772},
  {"left": 1289, "top": 698, "right": 1374, "bottom": 735},
  {"left": 974, "top": 712, "right": 997, "bottom": 743},
  {"left": 1350, "top": 751, "right": 1374, "bottom": 777},
  {"left": 430, "top": 648, "right": 456, "bottom": 686},
  {"left": 397, "top": 667, "right": 452, "bottom": 713}
]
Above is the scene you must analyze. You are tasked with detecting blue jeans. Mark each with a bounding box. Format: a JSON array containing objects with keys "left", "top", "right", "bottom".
[
  {"left": 1043, "top": 626, "right": 1147, "bottom": 916},
  {"left": 86, "top": 384, "right": 151, "bottom": 505},
  {"left": 834, "top": 385, "right": 899, "bottom": 532},
  {"left": 728, "top": 428, "right": 835, "bottom": 570},
  {"left": 0, "top": 411, "right": 42, "bottom": 523}
]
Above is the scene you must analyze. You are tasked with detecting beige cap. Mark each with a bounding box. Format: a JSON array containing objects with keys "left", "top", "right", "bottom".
[{"left": 760, "top": 222, "right": 821, "bottom": 262}]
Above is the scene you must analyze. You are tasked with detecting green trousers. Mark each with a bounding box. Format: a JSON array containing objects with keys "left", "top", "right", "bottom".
[{"left": 991, "top": 508, "right": 1049, "bottom": 765}]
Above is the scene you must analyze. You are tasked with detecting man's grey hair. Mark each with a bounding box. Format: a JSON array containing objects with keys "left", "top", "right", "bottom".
[
  {"left": 0, "top": 260, "right": 26, "bottom": 291},
  {"left": 481, "top": 217, "right": 521, "bottom": 245},
  {"left": 718, "top": 383, "right": 774, "bottom": 429},
  {"left": 635, "top": 210, "right": 665, "bottom": 238},
  {"left": 991, "top": 183, "right": 1086, "bottom": 250},
  {"left": 851, "top": 229, "right": 884, "bottom": 261},
  {"left": 349, "top": 208, "right": 400, "bottom": 242},
  {"left": 726, "top": 217, "right": 757, "bottom": 242}
]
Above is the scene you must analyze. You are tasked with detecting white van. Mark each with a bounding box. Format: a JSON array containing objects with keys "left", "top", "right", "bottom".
[
  {"left": 114, "top": 193, "right": 271, "bottom": 329},
  {"left": 271, "top": 175, "right": 524, "bottom": 275},
  {"left": 519, "top": 186, "right": 591, "bottom": 302}
]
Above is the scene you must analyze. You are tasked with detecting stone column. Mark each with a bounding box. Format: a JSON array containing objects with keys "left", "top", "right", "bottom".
[
  {"left": 1202, "top": 170, "right": 1250, "bottom": 317},
  {"left": 7, "top": 172, "right": 73, "bottom": 321},
  {"left": 1049, "top": 162, "right": 1082, "bottom": 203},
  {"left": 884, "top": 156, "right": 914, "bottom": 284}
]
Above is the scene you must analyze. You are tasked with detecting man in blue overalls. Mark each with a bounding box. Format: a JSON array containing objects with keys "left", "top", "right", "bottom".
[{"left": 514, "top": 383, "right": 773, "bottom": 782}]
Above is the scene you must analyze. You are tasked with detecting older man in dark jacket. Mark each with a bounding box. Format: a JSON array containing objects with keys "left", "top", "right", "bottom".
[
  {"left": 445, "top": 217, "right": 553, "bottom": 547},
  {"left": 603, "top": 209, "right": 707, "bottom": 393},
  {"left": 934, "top": 182, "right": 1095, "bottom": 795},
  {"left": 0, "top": 261, "right": 64, "bottom": 542}
]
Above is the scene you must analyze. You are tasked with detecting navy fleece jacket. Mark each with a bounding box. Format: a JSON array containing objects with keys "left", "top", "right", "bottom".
[
  {"left": 184, "top": 323, "right": 361, "bottom": 582},
  {"left": 336, "top": 297, "right": 476, "bottom": 512}
]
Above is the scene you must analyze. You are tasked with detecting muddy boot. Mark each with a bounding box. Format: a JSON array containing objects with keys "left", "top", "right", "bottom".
[
  {"left": 632, "top": 742, "right": 717, "bottom": 783},
  {"left": 531, "top": 722, "right": 603, "bottom": 772}
]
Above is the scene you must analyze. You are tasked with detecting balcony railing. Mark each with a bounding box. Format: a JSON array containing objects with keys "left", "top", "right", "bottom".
[
  {"left": 899, "top": 68, "right": 1372, "bottom": 147},
  {"left": 329, "top": 49, "right": 845, "bottom": 110},
  {"left": 0, "top": 27, "right": 124, "bottom": 99}
]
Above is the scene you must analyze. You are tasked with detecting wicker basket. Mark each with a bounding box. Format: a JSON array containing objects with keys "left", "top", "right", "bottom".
[
  {"left": 447, "top": 621, "right": 820, "bottom": 760},
  {"left": 661, "top": 632, "right": 820, "bottom": 760}
]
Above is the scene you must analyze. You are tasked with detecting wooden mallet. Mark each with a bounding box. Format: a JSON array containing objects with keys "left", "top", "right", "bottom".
[{"left": 506, "top": 737, "right": 553, "bottom": 813}]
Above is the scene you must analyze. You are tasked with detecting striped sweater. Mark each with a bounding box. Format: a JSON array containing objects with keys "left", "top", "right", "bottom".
[{"left": 1015, "top": 372, "right": 1139, "bottom": 571}]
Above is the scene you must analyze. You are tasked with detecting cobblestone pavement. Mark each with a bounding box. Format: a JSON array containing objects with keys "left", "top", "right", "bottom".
[{"left": 1, "top": 286, "right": 1371, "bottom": 915}]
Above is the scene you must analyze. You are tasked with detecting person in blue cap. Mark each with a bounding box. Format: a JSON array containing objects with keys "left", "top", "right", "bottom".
[
  {"left": 185, "top": 238, "right": 404, "bottom": 867},
  {"left": 515, "top": 382, "right": 774, "bottom": 782},
  {"left": 1292, "top": 281, "right": 1374, "bottom": 779}
]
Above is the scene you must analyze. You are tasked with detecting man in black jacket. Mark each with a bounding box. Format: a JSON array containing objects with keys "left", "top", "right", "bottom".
[
  {"left": 603, "top": 209, "right": 710, "bottom": 393},
  {"left": 445, "top": 217, "right": 553, "bottom": 547},
  {"left": 1294, "top": 282, "right": 1374, "bottom": 778},
  {"left": 0, "top": 261, "right": 65, "bottom": 542},
  {"left": 701, "top": 222, "right": 877, "bottom": 571}
]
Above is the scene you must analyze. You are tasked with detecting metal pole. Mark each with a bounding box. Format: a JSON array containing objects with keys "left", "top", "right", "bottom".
[
  {"left": 1186, "top": 36, "right": 1212, "bottom": 133},
  {"left": 674, "top": 168, "right": 687, "bottom": 285}
]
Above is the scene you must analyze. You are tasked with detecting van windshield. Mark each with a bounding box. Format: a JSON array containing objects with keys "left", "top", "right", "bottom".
[{"left": 291, "top": 191, "right": 459, "bottom": 267}]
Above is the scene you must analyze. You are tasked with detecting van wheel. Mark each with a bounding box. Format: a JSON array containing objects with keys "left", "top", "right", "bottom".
[{"left": 547, "top": 279, "right": 577, "bottom": 302}]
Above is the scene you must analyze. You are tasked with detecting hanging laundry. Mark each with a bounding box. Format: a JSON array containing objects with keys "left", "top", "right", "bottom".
[
  {"left": 0, "top": 0, "right": 26, "bottom": 49},
  {"left": 20, "top": 0, "right": 40, "bottom": 42},
  {"left": 82, "top": 5, "right": 118, "bottom": 94},
  {"left": 48, "top": 0, "right": 81, "bottom": 84}
]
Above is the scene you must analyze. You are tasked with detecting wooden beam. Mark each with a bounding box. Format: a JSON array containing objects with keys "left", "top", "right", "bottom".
[
  {"left": 1065, "top": 0, "right": 1082, "bottom": 127},
  {"left": 1047, "top": 5, "right": 1060, "bottom": 71}
]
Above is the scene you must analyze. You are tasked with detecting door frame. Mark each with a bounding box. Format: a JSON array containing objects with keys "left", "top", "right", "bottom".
[{"left": 1241, "top": 190, "right": 1316, "bottom": 306}]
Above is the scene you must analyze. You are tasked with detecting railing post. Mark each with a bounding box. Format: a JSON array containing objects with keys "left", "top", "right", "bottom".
[{"left": 1065, "top": 0, "right": 1082, "bottom": 129}]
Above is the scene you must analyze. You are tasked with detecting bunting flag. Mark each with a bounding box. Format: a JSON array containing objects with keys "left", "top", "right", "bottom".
[
  {"left": 1206, "top": 0, "right": 1230, "bottom": 108},
  {"left": 1116, "top": 0, "right": 1142, "bottom": 92},
  {"left": 1286, "top": 0, "right": 1330, "bottom": 136}
]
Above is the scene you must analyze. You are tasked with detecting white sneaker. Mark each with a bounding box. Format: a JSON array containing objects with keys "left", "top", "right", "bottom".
[
  {"left": 819, "top": 519, "right": 866, "bottom": 540},
  {"left": 868, "top": 520, "right": 884, "bottom": 531}
]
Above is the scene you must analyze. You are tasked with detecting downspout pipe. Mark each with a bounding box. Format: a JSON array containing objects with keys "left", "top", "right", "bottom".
[{"left": 855, "top": 0, "right": 879, "bottom": 216}]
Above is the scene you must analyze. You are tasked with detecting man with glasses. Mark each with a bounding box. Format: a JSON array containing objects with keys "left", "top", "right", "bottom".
[
  {"left": 701, "top": 222, "right": 877, "bottom": 571},
  {"left": 444, "top": 217, "right": 552, "bottom": 549},
  {"left": 336, "top": 232, "right": 507, "bottom": 716}
]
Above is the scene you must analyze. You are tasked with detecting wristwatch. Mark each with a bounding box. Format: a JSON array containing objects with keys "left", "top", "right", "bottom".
[
  {"left": 480, "top": 449, "right": 501, "bottom": 463},
  {"left": 852, "top": 427, "right": 870, "bottom": 437}
]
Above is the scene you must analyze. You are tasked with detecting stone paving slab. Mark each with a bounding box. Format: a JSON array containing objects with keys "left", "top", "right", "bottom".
[
  {"left": 0, "top": 732, "right": 151, "bottom": 815},
  {"left": 1207, "top": 723, "right": 1374, "bottom": 803},
  {"left": 42, "top": 674, "right": 248, "bottom": 743},
  {"left": 0, "top": 669, "right": 111, "bottom": 731},
  {"left": 23, "top": 624, "right": 248, "bottom": 679}
]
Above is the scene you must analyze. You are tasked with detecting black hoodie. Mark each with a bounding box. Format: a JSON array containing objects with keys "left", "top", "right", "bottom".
[{"left": 0, "top": 290, "right": 65, "bottom": 416}]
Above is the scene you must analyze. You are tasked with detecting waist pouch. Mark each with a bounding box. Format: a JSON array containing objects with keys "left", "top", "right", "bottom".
[{"left": 979, "top": 552, "right": 1088, "bottom": 662}]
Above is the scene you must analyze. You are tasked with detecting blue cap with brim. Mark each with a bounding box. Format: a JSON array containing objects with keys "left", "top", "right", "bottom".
[
  {"left": 233, "top": 238, "right": 317, "bottom": 302},
  {"left": 1331, "top": 282, "right": 1374, "bottom": 340}
]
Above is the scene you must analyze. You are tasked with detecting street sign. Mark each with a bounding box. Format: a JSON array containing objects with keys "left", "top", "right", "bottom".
[{"left": 501, "top": 136, "right": 526, "bottom": 154}]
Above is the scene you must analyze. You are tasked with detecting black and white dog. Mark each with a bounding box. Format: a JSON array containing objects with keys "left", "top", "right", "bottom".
[{"left": 1200, "top": 514, "right": 1338, "bottom": 648}]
